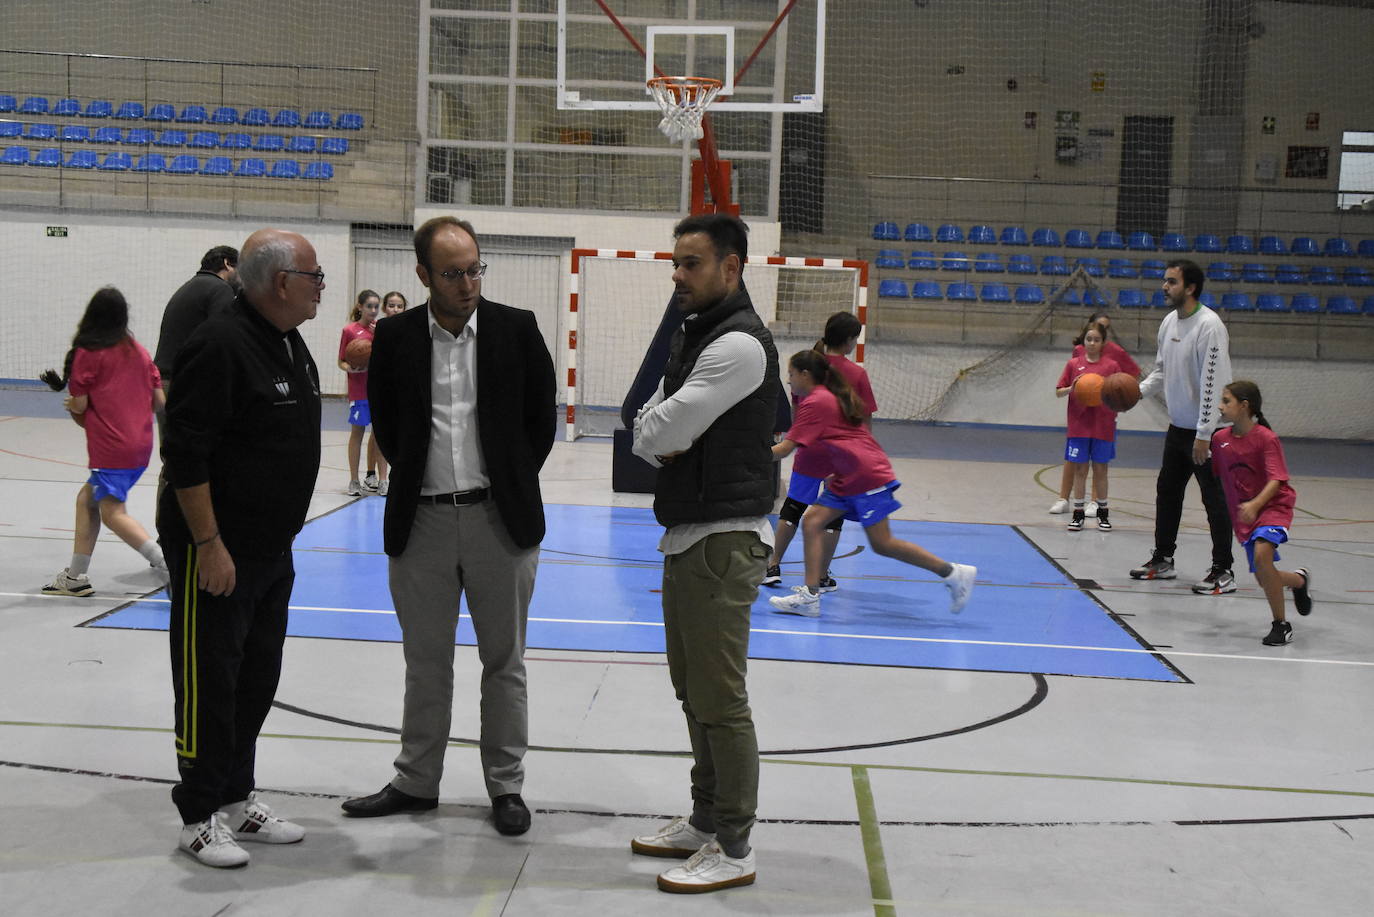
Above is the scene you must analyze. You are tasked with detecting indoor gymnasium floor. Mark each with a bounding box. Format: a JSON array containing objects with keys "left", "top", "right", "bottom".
[{"left": 2, "top": 388, "right": 1373, "bottom": 916}]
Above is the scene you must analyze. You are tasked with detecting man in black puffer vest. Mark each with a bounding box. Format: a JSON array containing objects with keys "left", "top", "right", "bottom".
[{"left": 628, "top": 214, "right": 780, "bottom": 894}]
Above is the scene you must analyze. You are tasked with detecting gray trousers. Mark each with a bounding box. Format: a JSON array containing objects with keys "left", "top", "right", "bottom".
[{"left": 388, "top": 500, "right": 538, "bottom": 799}]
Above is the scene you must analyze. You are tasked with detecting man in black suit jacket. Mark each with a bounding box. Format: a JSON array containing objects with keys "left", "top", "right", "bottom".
[{"left": 342, "top": 216, "right": 556, "bottom": 836}]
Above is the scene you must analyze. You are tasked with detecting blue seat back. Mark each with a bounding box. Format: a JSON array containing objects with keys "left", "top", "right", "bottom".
[
  {"left": 0, "top": 95, "right": 15, "bottom": 113},
  {"left": 974, "top": 253, "right": 1003, "bottom": 272},
  {"left": 1, "top": 145, "right": 30, "bottom": 165},
  {"left": 154, "top": 130, "right": 187, "bottom": 147},
  {"left": 1240, "top": 263, "right": 1271, "bottom": 282},
  {"left": 1198, "top": 292, "right": 1216, "bottom": 308},
  {"left": 980, "top": 283, "right": 1011, "bottom": 302},
  {"left": 1107, "top": 258, "right": 1137, "bottom": 278},
  {"left": 936, "top": 223, "right": 964, "bottom": 243},
  {"left": 1095, "top": 230, "right": 1125, "bottom": 249},
  {"left": 1226, "top": 235, "right": 1254, "bottom": 254},
  {"left": 20, "top": 96, "right": 49, "bottom": 114},
  {"left": 304, "top": 110, "right": 332, "bottom": 129},
  {"left": 1139, "top": 259, "right": 1166, "bottom": 279},
  {"left": 93, "top": 126, "right": 123, "bottom": 143},
  {"left": 303, "top": 160, "right": 333, "bottom": 180},
  {"left": 65, "top": 150, "right": 99, "bottom": 169},
  {"left": 1151, "top": 289, "right": 1169, "bottom": 308},
  {"left": 1255, "top": 294, "right": 1287, "bottom": 313},
  {"left": 1358, "top": 239, "right": 1374, "bottom": 258},
  {"left": 903, "top": 222, "right": 932, "bottom": 242},
  {"left": 147, "top": 103, "right": 176, "bottom": 122},
  {"left": 272, "top": 109, "right": 302, "bottom": 128},
  {"left": 114, "top": 101, "right": 144, "bottom": 120},
  {"left": 1309, "top": 266, "right": 1338, "bottom": 284},
  {"left": 269, "top": 158, "right": 301, "bottom": 179},
  {"left": 235, "top": 157, "right": 267, "bottom": 176},
  {"left": 166, "top": 154, "right": 198, "bottom": 173},
  {"left": 31, "top": 147, "right": 61, "bottom": 167},
  {"left": 210, "top": 106, "right": 240, "bottom": 124},
  {"left": 1040, "top": 255, "right": 1068, "bottom": 275},
  {"left": 97, "top": 151, "right": 131, "bottom": 171},
  {"left": 940, "top": 251, "right": 969, "bottom": 271},
  {"left": 1064, "top": 229, "right": 1092, "bottom": 248},
  {"left": 1290, "top": 293, "right": 1320, "bottom": 313},
  {"left": 320, "top": 137, "right": 349, "bottom": 155},
  {"left": 1127, "top": 231, "right": 1155, "bottom": 250},
  {"left": 1258, "top": 235, "right": 1286, "bottom": 254},
  {"left": 132, "top": 153, "right": 166, "bottom": 172},
  {"left": 288, "top": 135, "right": 317, "bottom": 153},
  {"left": 123, "top": 128, "right": 154, "bottom": 145},
  {"left": 872, "top": 221, "right": 899, "bottom": 241},
  {"left": 1221, "top": 292, "right": 1253, "bottom": 311},
  {"left": 912, "top": 281, "right": 942, "bottom": 299},
  {"left": 1274, "top": 264, "right": 1303, "bottom": 283},
  {"left": 1324, "top": 237, "right": 1353, "bottom": 257},
  {"left": 26, "top": 123, "right": 56, "bottom": 140},
  {"left": 1326, "top": 296, "right": 1359, "bottom": 314},
  {"left": 1365, "top": 296, "right": 1374, "bottom": 315},
  {"left": 1031, "top": 227, "right": 1061, "bottom": 247},
  {"left": 1083, "top": 288, "right": 1108, "bottom": 307},
  {"left": 336, "top": 113, "right": 364, "bottom": 130},
  {"left": 253, "top": 133, "right": 285, "bottom": 151},
  {"left": 241, "top": 108, "right": 270, "bottom": 126},
  {"left": 60, "top": 125, "right": 89, "bottom": 142},
  {"left": 53, "top": 98, "right": 80, "bottom": 116},
  {"left": 1000, "top": 226, "right": 1029, "bottom": 245},
  {"left": 1345, "top": 267, "right": 1371, "bottom": 286},
  {"left": 1290, "top": 237, "right": 1319, "bottom": 255},
  {"left": 1006, "top": 254, "right": 1036, "bottom": 274},
  {"left": 873, "top": 250, "right": 904, "bottom": 268},
  {"left": 1, "top": 120, "right": 25, "bottom": 138},
  {"left": 1117, "top": 289, "right": 1146, "bottom": 308},
  {"left": 1160, "top": 232, "right": 1190, "bottom": 251},
  {"left": 1206, "top": 262, "right": 1235, "bottom": 281},
  {"left": 1074, "top": 257, "right": 1103, "bottom": 277},
  {"left": 946, "top": 282, "right": 976, "bottom": 301},
  {"left": 81, "top": 100, "right": 113, "bottom": 118},
  {"left": 220, "top": 132, "right": 251, "bottom": 149},
  {"left": 1013, "top": 284, "right": 1044, "bottom": 303},
  {"left": 188, "top": 131, "right": 219, "bottom": 148},
  {"left": 1058, "top": 287, "right": 1081, "bottom": 306},
  {"left": 177, "top": 105, "right": 208, "bottom": 123},
  {"left": 907, "top": 251, "right": 937, "bottom": 270},
  {"left": 877, "top": 279, "right": 909, "bottom": 298},
  {"left": 200, "top": 156, "right": 232, "bottom": 175},
  {"left": 968, "top": 224, "right": 996, "bottom": 244}
]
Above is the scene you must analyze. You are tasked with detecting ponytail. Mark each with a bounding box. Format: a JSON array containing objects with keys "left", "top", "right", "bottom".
[
  {"left": 789, "top": 350, "right": 866, "bottom": 426},
  {"left": 40, "top": 286, "right": 129, "bottom": 391},
  {"left": 1225, "top": 380, "right": 1273, "bottom": 430}
]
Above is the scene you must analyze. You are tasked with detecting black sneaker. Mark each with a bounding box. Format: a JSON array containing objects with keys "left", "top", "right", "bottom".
[
  {"left": 1262, "top": 620, "right": 1293, "bottom": 646},
  {"left": 1096, "top": 508, "right": 1112, "bottom": 531},
  {"left": 1129, "top": 555, "right": 1176, "bottom": 579},
  {"left": 1293, "top": 568, "right": 1313, "bottom": 616},
  {"left": 1191, "top": 566, "right": 1237, "bottom": 595},
  {"left": 818, "top": 573, "right": 838, "bottom": 593},
  {"left": 760, "top": 565, "right": 782, "bottom": 587},
  {"left": 1067, "top": 509, "right": 1085, "bottom": 531}
]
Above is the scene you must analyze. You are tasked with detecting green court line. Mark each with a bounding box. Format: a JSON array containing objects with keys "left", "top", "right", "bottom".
[{"left": 852, "top": 766, "right": 896, "bottom": 917}]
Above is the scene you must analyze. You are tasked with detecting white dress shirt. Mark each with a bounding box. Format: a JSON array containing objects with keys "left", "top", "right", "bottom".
[{"left": 422, "top": 305, "right": 489, "bottom": 495}]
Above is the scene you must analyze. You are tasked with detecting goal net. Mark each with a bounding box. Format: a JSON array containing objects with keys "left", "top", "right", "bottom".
[{"left": 566, "top": 249, "right": 867, "bottom": 441}]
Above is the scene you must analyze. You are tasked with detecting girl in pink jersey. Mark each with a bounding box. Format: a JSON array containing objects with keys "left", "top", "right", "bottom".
[
  {"left": 1056, "top": 320, "right": 1122, "bottom": 532},
  {"left": 339, "top": 289, "right": 384, "bottom": 495},
  {"left": 767, "top": 350, "right": 976, "bottom": 618},
  {"left": 39, "top": 287, "right": 166, "bottom": 596},
  {"left": 1211, "top": 380, "right": 1311, "bottom": 646},
  {"left": 380, "top": 290, "right": 408, "bottom": 318}
]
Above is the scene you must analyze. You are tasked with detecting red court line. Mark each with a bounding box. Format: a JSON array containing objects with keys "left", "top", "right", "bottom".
[{"left": 0, "top": 446, "right": 88, "bottom": 468}]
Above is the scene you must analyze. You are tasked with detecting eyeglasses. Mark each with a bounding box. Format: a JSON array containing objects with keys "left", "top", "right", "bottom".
[
  {"left": 436, "top": 261, "right": 487, "bottom": 282},
  {"left": 281, "top": 268, "right": 326, "bottom": 286}
]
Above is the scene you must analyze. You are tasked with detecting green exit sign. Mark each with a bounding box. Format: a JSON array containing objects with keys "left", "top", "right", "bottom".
[{"left": 46, "top": 226, "right": 68, "bottom": 237}]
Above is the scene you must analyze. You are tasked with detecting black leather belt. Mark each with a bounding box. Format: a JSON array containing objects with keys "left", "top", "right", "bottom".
[{"left": 418, "top": 488, "right": 489, "bottom": 506}]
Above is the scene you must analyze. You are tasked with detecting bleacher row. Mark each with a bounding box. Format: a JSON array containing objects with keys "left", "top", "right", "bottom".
[
  {"left": 0, "top": 147, "right": 333, "bottom": 179},
  {"left": 0, "top": 122, "right": 351, "bottom": 155},
  {"left": 0, "top": 94, "right": 364, "bottom": 131}
]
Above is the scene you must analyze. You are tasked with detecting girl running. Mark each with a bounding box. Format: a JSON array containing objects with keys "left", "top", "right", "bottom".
[
  {"left": 39, "top": 286, "right": 166, "bottom": 596},
  {"left": 338, "top": 289, "right": 386, "bottom": 495},
  {"left": 1211, "top": 380, "right": 1311, "bottom": 646},
  {"left": 1055, "top": 319, "right": 1121, "bottom": 531},
  {"left": 767, "top": 350, "right": 975, "bottom": 617}
]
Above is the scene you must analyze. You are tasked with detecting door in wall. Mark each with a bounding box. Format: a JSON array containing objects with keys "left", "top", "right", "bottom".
[{"left": 1116, "top": 116, "right": 1173, "bottom": 238}]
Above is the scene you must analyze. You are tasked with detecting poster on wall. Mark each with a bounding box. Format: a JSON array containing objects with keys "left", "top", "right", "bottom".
[
  {"left": 1055, "top": 110, "right": 1080, "bottom": 163},
  {"left": 1285, "top": 146, "right": 1329, "bottom": 179},
  {"left": 1261, "top": 116, "right": 1275, "bottom": 135}
]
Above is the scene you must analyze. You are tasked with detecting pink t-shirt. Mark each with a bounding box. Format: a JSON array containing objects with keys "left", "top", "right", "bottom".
[
  {"left": 68, "top": 338, "right": 161, "bottom": 469},
  {"left": 1057, "top": 353, "right": 1121, "bottom": 441},
  {"left": 1072, "top": 340, "right": 1139, "bottom": 378},
  {"left": 792, "top": 355, "right": 879, "bottom": 478},
  {"left": 338, "top": 321, "right": 375, "bottom": 401},
  {"left": 785, "top": 386, "right": 893, "bottom": 497},
  {"left": 1210, "top": 424, "right": 1296, "bottom": 542}
]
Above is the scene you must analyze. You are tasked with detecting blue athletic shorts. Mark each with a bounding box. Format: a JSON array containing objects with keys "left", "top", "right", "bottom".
[
  {"left": 816, "top": 480, "right": 902, "bottom": 528},
  {"left": 1065, "top": 436, "right": 1115, "bottom": 464},
  {"left": 786, "top": 471, "right": 825, "bottom": 505},
  {"left": 348, "top": 399, "right": 371, "bottom": 427},
  {"left": 1243, "top": 525, "right": 1288, "bottom": 573},
  {"left": 88, "top": 467, "right": 145, "bottom": 503}
]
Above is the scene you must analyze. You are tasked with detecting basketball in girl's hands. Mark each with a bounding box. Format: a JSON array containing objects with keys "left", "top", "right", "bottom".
[
  {"left": 1073, "top": 372, "right": 1104, "bottom": 407},
  {"left": 1101, "top": 372, "right": 1141, "bottom": 412},
  {"left": 345, "top": 338, "right": 372, "bottom": 370}
]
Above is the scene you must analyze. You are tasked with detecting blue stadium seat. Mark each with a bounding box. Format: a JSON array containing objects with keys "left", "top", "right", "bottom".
[
  {"left": 1290, "top": 293, "right": 1320, "bottom": 313},
  {"left": 1, "top": 145, "right": 30, "bottom": 165},
  {"left": 1193, "top": 234, "right": 1222, "bottom": 253},
  {"left": 940, "top": 251, "right": 970, "bottom": 271},
  {"left": 878, "top": 279, "right": 909, "bottom": 298},
  {"left": 1226, "top": 235, "right": 1254, "bottom": 254},
  {"left": 1000, "top": 226, "right": 1029, "bottom": 245},
  {"left": 1241, "top": 263, "right": 1272, "bottom": 283},
  {"left": 1040, "top": 255, "right": 1069, "bottom": 275},
  {"left": 60, "top": 125, "right": 90, "bottom": 143},
  {"left": 1074, "top": 257, "right": 1104, "bottom": 277},
  {"left": 1308, "top": 266, "right": 1338, "bottom": 285},
  {"left": 947, "top": 282, "right": 977, "bottom": 301},
  {"left": 80, "top": 100, "right": 113, "bottom": 118},
  {"left": 872, "top": 221, "right": 899, "bottom": 241},
  {"left": 1207, "top": 262, "right": 1236, "bottom": 282},
  {"left": 1274, "top": 264, "right": 1304, "bottom": 284},
  {"left": 287, "top": 135, "right": 317, "bottom": 154},
  {"left": 936, "top": 223, "right": 964, "bottom": 243},
  {"left": 235, "top": 157, "right": 267, "bottom": 176},
  {"left": 147, "top": 103, "right": 176, "bottom": 122},
  {"left": 1197, "top": 292, "right": 1216, "bottom": 309},
  {"left": 165, "top": 154, "right": 198, "bottom": 174},
  {"left": 1107, "top": 258, "right": 1137, "bottom": 279},
  {"left": 320, "top": 137, "right": 349, "bottom": 155},
  {"left": 252, "top": 134, "right": 285, "bottom": 152},
  {"left": 177, "top": 105, "right": 208, "bottom": 123},
  {"left": 92, "top": 126, "right": 122, "bottom": 143},
  {"left": 1290, "top": 237, "right": 1319, "bottom": 256},
  {"left": 1013, "top": 284, "right": 1044, "bottom": 304},
  {"left": 912, "top": 281, "right": 942, "bottom": 299},
  {"left": 220, "top": 132, "right": 251, "bottom": 150},
  {"left": 1160, "top": 232, "right": 1190, "bottom": 251},
  {"left": 1095, "top": 230, "right": 1125, "bottom": 249},
  {"left": 25, "top": 123, "right": 56, "bottom": 140},
  {"left": 1083, "top": 288, "right": 1108, "bottom": 307},
  {"left": 272, "top": 109, "right": 302, "bottom": 128},
  {"left": 335, "top": 112, "right": 364, "bottom": 130},
  {"left": 1258, "top": 235, "right": 1286, "bottom": 254},
  {"left": 210, "top": 106, "right": 239, "bottom": 125},
  {"left": 1327, "top": 296, "right": 1359, "bottom": 315},
  {"left": 132, "top": 153, "right": 165, "bottom": 173},
  {"left": 188, "top": 131, "right": 219, "bottom": 149},
  {"left": 304, "top": 110, "right": 332, "bottom": 129},
  {"left": 1139, "top": 259, "right": 1166, "bottom": 279},
  {"left": 1324, "top": 237, "right": 1353, "bottom": 257},
  {"left": 974, "top": 253, "right": 1004, "bottom": 273},
  {"left": 1345, "top": 266, "right": 1372, "bottom": 286},
  {"left": 1221, "top": 292, "right": 1253, "bottom": 311},
  {"left": 980, "top": 283, "right": 1011, "bottom": 303},
  {"left": 1365, "top": 296, "right": 1374, "bottom": 316},
  {"left": 64, "top": 149, "right": 98, "bottom": 169},
  {"left": 31, "top": 147, "right": 61, "bottom": 167},
  {"left": 114, "top": 101, "right": 144, "bottom": 120},
  {"left": 1151, "top": 290, "right": 1169, "bottom": 308},
  {"left": 903, "top": 222, "right": 932, "bottom": 242},
  {"left": 123, "top": 127, "right": 154, "bottom": 145},
  {"left": 1057, "top": 287, "right": 1081, "bottom": 306},
  {"left": 0, "top": 121, "right": 22, "bottom": 138},
  {"left": 53, "top": 98, "right": 80, "bottom": 117},
  {"left": 907, "top": 251, "right": 937, "bottom": 270},
  {"left": 0, "top": 95, "right": 15, "bottom": 113},
  {"left": 153, "top": 129, "right": 187, "bottom": 147},
  {"left": 303, "top": 161, "right": 333, "bottom": 180},
  {"left": 200, "top": 156, "right": 232, "bottom": 175},
  {"left": 1117, "top": 289, "right": 1147, "bottom": 308},
  {"left": 1127, "top": 231, "right": 1156, "bottom": 251},
  {"left": 1006, "top": 254, "right": 1036, "bottom": 274},
  {"left": 1359, "top": 239, "right": 1374, "bottom": 258},
  {"left": 241, "top": 108, "right": 270, "bottom": 126},
  {"left": 874, "top": 249, "right": 905, "bottom": 268},
  {"left": 967, "top": 224, "right": 996, "bottom": 245},
  {"left": 1064, "top": 229, "right": 1092, "bottom": 248},
  {"left": 20, "top": 96, "right": 49, "bottom": 114},
  {"left": 1031, "top": 227, "right": 1061, "bottom": 247},
  {"left": 97, "top": 151, "right": 131, "bottom": 171},
  {"left": 1255, "top": 294, "right": 1288, "bottom": 313}
]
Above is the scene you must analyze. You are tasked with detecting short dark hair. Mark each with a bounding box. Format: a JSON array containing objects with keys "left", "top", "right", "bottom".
[
  {"left": 821, "top": 311, "right": 862, "bottom": 348},
  {"left": 1167, "top": 258, "right": 1205, "bottom": 299},
  {"left": 414, "top": 216, "right": 480, "bottom": 270},
  {"left": 200, "top": 245, "right": 238, "bottom": 273},
  {"left": 673, "top": 213, "right": 749, "bottom": 267}
]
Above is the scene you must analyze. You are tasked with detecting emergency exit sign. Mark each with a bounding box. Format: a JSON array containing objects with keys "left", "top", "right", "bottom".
[{"left": 46, "top": 226, "right": 68, "bottom": 237}]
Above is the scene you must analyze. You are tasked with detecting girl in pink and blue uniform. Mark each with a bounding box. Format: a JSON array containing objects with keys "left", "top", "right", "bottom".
[
  {"left": 1055, "top": 319, "right": 1121, "bottom": 532},
  {"left": 338, "top": 289, "right": 384, "bottom": 495}
]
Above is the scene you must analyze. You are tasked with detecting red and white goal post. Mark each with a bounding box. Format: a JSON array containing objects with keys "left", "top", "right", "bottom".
[{"left": 565, "top": 248, "right": 869, "bottom": 442}]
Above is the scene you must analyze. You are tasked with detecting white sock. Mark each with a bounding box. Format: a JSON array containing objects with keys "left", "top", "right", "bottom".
[
  {"left": 137, "top": 540, "right": 164, "bottom": 566},
  {"left": 68, "top": 553, "right": 92, "bottom": 577}
]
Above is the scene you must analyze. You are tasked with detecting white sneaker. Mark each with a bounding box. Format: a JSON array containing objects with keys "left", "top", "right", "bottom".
[
  {"left": 41, "top": 569, "right": 94, "bottom": 597},
  {"left": 657, "top": 841, "right": 756, "bottom": 894},
  {"left": 1048, "top": 498, "right": 1069, "bottom": 514},
  {"left": 1085, "top": 501, "right": 1099, "bottom": 518},
  {"left": 378, "top": 480, "right": 389, "bottom": 496},
  {"left": 631, "top": 815, "right": 715, "bottom": 858},
  {"left": 221, "top": 793, "right": 305, "bottom": 844},
  {"left": 768, "top": 585, "right": 820, "bottom": 617},
  {"left": 346, "top": 480, "right": 363, "bottom": 496},
  {"left": 363, "top": 472, "right": 379, "bottom": 492},
  {"left": 179, "top": 812, "right": 250, "bottom": 868},
  {"left": 944, "top": 563, "right": 977, "bottom": 614}
]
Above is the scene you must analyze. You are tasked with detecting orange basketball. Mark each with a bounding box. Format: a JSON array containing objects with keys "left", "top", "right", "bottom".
[
  {"left": 345, "top": 337, "right": 372, "bottom": 370},
  {"left": 1073, "top": 372, "right": 1104, "bottom": 407},
  {"left": 1102, "top": 372, "right": 1141, "bottom": 412}
]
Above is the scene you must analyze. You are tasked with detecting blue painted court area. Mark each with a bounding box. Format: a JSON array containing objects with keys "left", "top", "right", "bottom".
[{"left": 90, "top": 500, "right": 1180, "bottom": 682}]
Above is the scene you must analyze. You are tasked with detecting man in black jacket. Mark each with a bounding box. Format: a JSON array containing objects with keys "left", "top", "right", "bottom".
[
  {"left": 159, "top": 229, "right": 323, "bottom": 869},
  {"left": 341, "top": 216, "right": 556, "bottom": 837},
  {"left": 154, "top": 245, "right": 238, "bottom": 391}
]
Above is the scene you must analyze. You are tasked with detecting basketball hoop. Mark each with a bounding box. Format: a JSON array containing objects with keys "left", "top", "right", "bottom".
[{"left": 647, "top": 76, "right": 723, "bottom": 143}]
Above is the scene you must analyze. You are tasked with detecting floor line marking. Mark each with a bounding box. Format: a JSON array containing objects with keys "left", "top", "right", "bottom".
[{"left": 852, "top": 766, "right": 897, "bottom": 917}]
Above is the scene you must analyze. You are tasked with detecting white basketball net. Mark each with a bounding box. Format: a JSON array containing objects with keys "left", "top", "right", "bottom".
[{"left": 647, "top": 77, "right": 722, "bottom": 143}]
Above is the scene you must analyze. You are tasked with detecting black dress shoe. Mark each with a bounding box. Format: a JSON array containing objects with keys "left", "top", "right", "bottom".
[
  {"left": 341, "top": 784, "right": 438, "bottom": 818},
  {"left": 491, "top": 793, "right": 531, "bottom": 836}
]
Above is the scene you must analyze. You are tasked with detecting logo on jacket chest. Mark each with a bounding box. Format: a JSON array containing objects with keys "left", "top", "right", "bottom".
[{"left": 273, "top": 376, "right": 297, "bottom": 405}]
